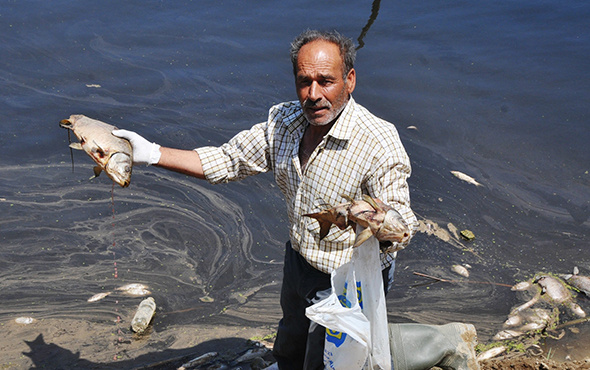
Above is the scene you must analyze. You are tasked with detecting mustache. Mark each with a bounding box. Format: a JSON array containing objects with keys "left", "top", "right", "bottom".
[{"left": 303, "top": 99, "right": 331, "bottom": 109}]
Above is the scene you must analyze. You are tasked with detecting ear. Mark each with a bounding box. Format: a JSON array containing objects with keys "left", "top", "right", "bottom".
[{"left": 345, "top": 68, "right": 356, "bottom": 94}]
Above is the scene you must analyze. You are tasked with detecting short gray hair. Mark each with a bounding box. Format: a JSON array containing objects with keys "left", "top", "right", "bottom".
[{"left": 290, "top": 29, "right": 356, "bottom": 78}]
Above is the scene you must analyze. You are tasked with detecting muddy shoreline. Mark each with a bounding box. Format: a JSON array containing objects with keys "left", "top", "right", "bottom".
[
  {"left": 3, "top": 280, "right": 589, "bottom": 369},
  {"left": 2, "top": 215, "right": 589, "bottom": 369}
]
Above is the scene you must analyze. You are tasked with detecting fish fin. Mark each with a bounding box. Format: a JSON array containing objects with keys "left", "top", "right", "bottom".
[
  {"left": 341, "top": 194, "right": 354, "bottom": 202},
  {"left": 318, "top": 221, "right": 332, "bottom": 240},
  {"left": 69, "top": 142, "right": 83, "bottom": 150},
  {"left": 93, "top": 140, "right": 106, "bottom": 157},
  {"left": 353, "top": 227, "right": 374, "bottom": 247},
  {"left": 92, "top": 166, "right": 102, "bottom": 179},
  {"left": 303, "top": 212, "right": 332, "bottom": 240},
  {"left": 361, "top": 194, "right": 383, "bottom": 212}
]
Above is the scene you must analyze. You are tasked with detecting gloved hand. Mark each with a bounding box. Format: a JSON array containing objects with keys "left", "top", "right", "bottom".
[{"left": 112, "top": 129, "right": 162, "bottom": 166}]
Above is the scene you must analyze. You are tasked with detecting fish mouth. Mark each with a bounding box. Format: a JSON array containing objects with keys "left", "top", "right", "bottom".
[
  {"left": 375, "top": 210, "right": 411, "bottom": 244},
  {"left": 106, "top": 153, "right": 132, "bottom": 187},
  {"left": 106, "top": 172, "right": 130, "bottom": 187},
  {"left": 59, "top": 119, "right": 73, "bottom": 129}
]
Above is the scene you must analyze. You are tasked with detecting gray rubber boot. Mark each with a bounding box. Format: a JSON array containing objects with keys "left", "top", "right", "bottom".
[{"left": 388, "top": 323, "right": 480, "bottom": 370}]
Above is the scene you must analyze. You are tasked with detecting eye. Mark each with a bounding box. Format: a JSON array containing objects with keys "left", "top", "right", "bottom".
[{"left": 297, "top": 78, "right": 311, "bottom": 87}]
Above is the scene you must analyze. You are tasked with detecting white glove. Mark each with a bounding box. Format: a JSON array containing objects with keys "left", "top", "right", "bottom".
[{"left": 112, "top": 129, "right": 161, "bottom": 166}]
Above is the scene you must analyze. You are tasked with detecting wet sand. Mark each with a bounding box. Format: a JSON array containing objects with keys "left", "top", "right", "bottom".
[{"left": 1, "top": 284, "right": 281, "bottom": 369}]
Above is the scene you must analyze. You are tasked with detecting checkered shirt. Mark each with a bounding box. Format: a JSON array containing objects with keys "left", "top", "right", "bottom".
[{"left": 195, "top": 97, "right": 417, "bottom": 273}]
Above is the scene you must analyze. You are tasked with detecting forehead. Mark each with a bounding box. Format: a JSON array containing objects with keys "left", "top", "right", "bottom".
[{"left": 296, "top": 40, "right": 343, "bottom": 76}]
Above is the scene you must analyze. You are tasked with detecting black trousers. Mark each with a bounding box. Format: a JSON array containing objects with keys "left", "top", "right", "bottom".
[{"left": 272, "top": 241, "right": 393, "bottom": 370}]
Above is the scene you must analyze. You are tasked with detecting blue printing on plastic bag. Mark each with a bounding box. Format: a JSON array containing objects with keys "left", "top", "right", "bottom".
[{"left": 328, "top": 280, "right": 364, "bottom": 347}]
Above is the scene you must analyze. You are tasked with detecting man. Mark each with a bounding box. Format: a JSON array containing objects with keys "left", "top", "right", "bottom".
[{"left": 114, "top": 29, "right": 417, "bottom": 369}]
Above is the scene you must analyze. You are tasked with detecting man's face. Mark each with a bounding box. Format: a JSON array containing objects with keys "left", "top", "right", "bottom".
[{"left": 295, "top": 40, "right": 356, "bottom": 126}]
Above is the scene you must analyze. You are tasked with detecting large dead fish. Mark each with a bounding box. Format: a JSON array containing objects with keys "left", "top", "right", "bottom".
[
  {"left": 60, "top": 115, "right": 132, "bottom": 187},
  {"left": 303, "top": 194, "right": 410, "bottom": 248}
]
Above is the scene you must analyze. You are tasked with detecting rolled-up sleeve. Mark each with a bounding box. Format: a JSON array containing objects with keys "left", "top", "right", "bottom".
[
  {"left": 195, "top": 121, "right": 271, "bottom": 184},
  {"left": 364, "top": 124, "right": 418, "bottom": 255}
]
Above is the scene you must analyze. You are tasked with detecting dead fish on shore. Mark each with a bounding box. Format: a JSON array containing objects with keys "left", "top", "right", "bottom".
[
  {"left": 476, "top": 345, "right": 506, "bottom": 362},
  {"left": 117, "top": 283, "right": 151, "bottom": 296},
  {"left": 499, "top": 307, "right": 554, "bottom": 341},
  {"left": 561, "top": 267, "right": 590, "bottom": 296},
  {"left": 303, "top": 194, "right": 410, "bottom": 248},
  {"left": 15, "top": 317, "right": 35, "bottom": 325},
  {"left": 493, "top": 329, "right": 524, "bottom": 341},
  {"left": 59, "top": 115, "right": 133, "bottom": 187},
  {"left": 450, "top": 171, "right": 482, "bottom": 187},
  {"left": 536, "top": 274, "right": 586, "bottom": 317},
  {"left": 87, "top": 292, "right": 111, "bottom": 302},
  {"left": 503, "top": 308, "right": 552, "bottom": 329}
]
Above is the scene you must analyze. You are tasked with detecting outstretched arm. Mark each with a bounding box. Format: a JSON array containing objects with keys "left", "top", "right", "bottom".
[
  {"left": 112, "top": 129, "right": 205, "bottom": 180},
  {"left": 157, "top": 147, "right": 205, "bottom": 179}
]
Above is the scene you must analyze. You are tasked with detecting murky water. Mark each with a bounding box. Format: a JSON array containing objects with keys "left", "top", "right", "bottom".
[{"left": 1, "top": 0, "right": 589, "bottom": 367}]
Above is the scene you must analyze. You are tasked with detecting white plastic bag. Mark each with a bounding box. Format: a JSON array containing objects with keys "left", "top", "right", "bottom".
[{"left": 306, "top": 231, "right": 391, "bottom": 369}]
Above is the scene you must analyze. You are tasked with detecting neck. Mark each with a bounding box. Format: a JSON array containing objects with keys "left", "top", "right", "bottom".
[{"left": 307, "top": 121, "right": 334, "bottom": 139}]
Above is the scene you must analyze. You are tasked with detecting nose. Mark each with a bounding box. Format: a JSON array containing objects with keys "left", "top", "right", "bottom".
[{"left": 307, "top": 81, "right": 322, "bottom": 103}]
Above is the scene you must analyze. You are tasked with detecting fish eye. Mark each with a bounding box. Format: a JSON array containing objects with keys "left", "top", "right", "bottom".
[{"left": 125, "top": 166, "right": 131, "bottom": 173}]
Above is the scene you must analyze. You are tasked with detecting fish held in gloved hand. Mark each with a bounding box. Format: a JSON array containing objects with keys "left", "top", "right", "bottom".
[
  {"left": 304, "top": 194, "right": 410, "bottom": 248},
  {"left": 60, "top": 115, "right": 133, "bottom": 187}
]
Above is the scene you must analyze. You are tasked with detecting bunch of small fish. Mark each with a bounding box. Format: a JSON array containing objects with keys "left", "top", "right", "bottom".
[
  {"left": 512, "top": 274, "right": 586, "bottom": 318},
  {"left": 60, "top": 115, "right": 133, "bottom": 187},
  {"left": 303, "top": 194, "right": 410, "bottom": 248},
  {"left": 492, "top": 272, "right": 587, "bottom": 342}
]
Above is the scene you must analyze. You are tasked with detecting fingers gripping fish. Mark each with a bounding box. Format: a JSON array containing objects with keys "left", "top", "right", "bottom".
[
  {"left": 60, "top": 115, "right": 133, "bottom": 187},
  {"left": 304, "top": 194, "right": 411, "bottom": 248}
]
